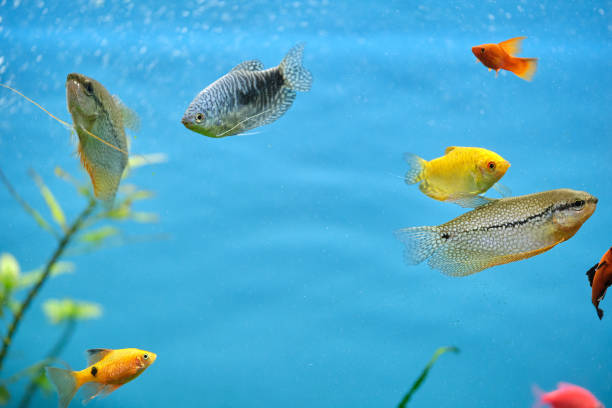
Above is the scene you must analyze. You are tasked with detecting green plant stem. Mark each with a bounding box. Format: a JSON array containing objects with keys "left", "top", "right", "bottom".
[
  {"left": 0, "top": 200, "right": 96, "bottom": 374},
  {"left": 17, "top": 319, "right": 76, "bottom": 408},
  {"left": 397, "top": 346, "right": 459, "bottom": 408}
]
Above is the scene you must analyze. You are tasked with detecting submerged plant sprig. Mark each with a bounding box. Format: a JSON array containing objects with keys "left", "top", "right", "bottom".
[{"left": 0, "top": 153, "right": 166, "bottom": 406}]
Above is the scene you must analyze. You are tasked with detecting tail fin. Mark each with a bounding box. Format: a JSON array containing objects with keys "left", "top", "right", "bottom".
[
  {"left": 508, "top": 57, "right": 538, "bottom": 81},
  {"left": 403, "top": 153, "right": 427, "bottom": 185},
  {"left": 394, "top": 226, "right": 441, "bottom": 266},
  {"left": 46, "top": 367, "right": 79, "bottom": 408},
  {"left": 279, "top": 44, "right": 313, "bottom": 92},
  {"left": 531, "top": 384, "right": 545, "bottom": 408}
]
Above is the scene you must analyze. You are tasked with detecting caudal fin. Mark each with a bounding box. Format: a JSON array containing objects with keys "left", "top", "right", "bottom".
[
  {"left": 46, "top": 367, "right": 79, "bottom": 408},
  {"left": 508, "top": 57, "right": 538, "bottom": 81},
  {"left": 279, "top": 44, "right": 313, "bottom": 92},
  {"left": 403, "top": 153, "right": 427, "bottom": 185},
  {"left": 531, "top": 384, "right": 545, "bottom": 408},
  {"left": 394, "top": 226, "right": 441, "bottom": 266}
]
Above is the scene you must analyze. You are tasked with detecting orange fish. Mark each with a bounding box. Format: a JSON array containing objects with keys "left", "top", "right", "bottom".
[
  {"left": 472, "top": 36, "right": 538, "bottom": 81},
  {"left": 586, "top": 247, "right": 612, "bottom": 320},
  {"left": 46, "top": 348, "right": 156, "bottom": 408},
  {"left": 533, "top": 382, "right": 604, "bottom": 408}
]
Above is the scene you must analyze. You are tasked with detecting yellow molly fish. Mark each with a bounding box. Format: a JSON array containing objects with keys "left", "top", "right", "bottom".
[
  {"left": 395, "top": 189, "right": 597, "bottom": 276},
  {"left": 46, "top": 348, "right": 156, "bottom": 408},
  {"left": 66, "top": 73, "right": 139, "bottom": 202},
  {"left": 404, "top": 146, "right": 511, "bottom": 206}
]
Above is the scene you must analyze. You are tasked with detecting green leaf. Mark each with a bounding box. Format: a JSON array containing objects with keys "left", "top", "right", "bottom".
[
  {"left": 122, "top": 153, "right": 167, "bottom": 180},
  {"left": 18, "top": 262, "right": 74, "bottom": 289},
  {"left": 397, "top": 346, "right": 459, "bottom": 408},
  {"left": 33, "top": 371, "right": 53, "bottom": 394},
  {"left": 0, "top": 384, "right": 9, "bottom": 405},
  {"left": 29, "top": 169, "right": 66, "bottom": 231},
  {"left": 55, "top": 166, "right": 91, "bottom": 197},
  {"left": 43, "top": 298, "right": 102, "bottom": 324},
  {"left": 0, "top": 253, "right": 20, "bottom": 290},
  {"left": 128, "top": 153, "right": 167, "bottom": 169},
  {"left": 131, "top": 212, "right": 159, "bottom": 223},
  {"left": 104, "top": 204, "right": 131, "bottom": 220},
  {"left": 79, "top": 226, "right": 119, "bottom": 244}
]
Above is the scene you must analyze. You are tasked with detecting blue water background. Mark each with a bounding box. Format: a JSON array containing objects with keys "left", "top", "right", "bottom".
[{"left": 0, "top": 1, "right": 611, "bottom": 407}]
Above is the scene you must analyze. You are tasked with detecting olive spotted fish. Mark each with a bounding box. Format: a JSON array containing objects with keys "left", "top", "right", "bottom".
[
  {"left": 66, "top": 73, "right": 139, "bottom": 201},
  {"left": 181, "top": 43, "right": 312, "bottom": 138},
  {"left": 395, "top": 189, "right": 597, "bottom": 276}
]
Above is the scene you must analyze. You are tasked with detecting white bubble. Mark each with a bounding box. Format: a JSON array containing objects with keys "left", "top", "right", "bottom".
[
  {"left": 487, "top": 14, "right": 495, "bottom": 21},
  {"left": 139, "top": 46, "right": 147, "bottom": 54}
]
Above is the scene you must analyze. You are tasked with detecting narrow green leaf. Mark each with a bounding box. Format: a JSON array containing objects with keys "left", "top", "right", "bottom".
[
  {"left": 122, "top": 153, "right": 168, "bottom": 179},
  {"left": 18, "top": 262, "right": 74, "bottom": 289},
  {"left": 34, "top": 372, "right": 53, "bottom": 394},
  {"left": 43, "top": 298, "right": 102, "bottom": 324},
  {"left": 131, "top": 212, "right": 159, "bottom": 223},
  {"left": 79, "top": 226, "right": 119, "bottom": 244},
  {"left": 104, "top": 204, "right": 131, "bottom": 220},
  {"left": 0, "top": 253, "right": 20, "bottom": 290},
  {"left": 0, "top": 168, "right": 57, "bottom": 236},
  {"left": 397, "top": 346, "right": 459, "bottom": 408},
  {"left": 0, "top": 384, "right": 9, "bottom": 404},
  {"left": 29, "top": 169, "right": 66, "bottom": 231},
  {"left": 128, "top": 153, "right": 168, "bottom": 169},
  {"left": 55, "top": 166, "right": 91, "bottom": 197}
]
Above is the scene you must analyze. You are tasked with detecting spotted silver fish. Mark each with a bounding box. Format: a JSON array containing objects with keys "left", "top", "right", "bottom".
[
  {"left": 181, "top": 44, "right": 312, "bottom": 138},
  {"left": 66, "top": 73, "right": 138, "bottom": 201},
  {"left": 395, "top": 189, "right": 597, "bottom": 276}
]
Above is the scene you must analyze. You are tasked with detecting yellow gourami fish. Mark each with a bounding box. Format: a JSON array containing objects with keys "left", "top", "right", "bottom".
[
  {"left": 66, "top": 73, "right": 139, "bottom": 202},
  {"left": 46, "top": 348, "right": 156, "bottom": 408},
  {"left": 395, "top": 189, "right": 597, "bottom": 276},
  {"left": 404, "top": 146, "right": 511, "bottom": 207}
]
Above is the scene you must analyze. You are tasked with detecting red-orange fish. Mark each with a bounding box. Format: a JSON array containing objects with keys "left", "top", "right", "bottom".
[
  {"left": 586, "top": 247, "right": 612, "bottom": 320},
  {"left": 533, "top": 382, "right": 604, "bottom": 408},
  {"left": 472, "top": 37, "right": 538, "bottom": 81}
]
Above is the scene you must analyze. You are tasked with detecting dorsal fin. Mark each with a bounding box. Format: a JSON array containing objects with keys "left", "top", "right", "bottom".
[
  {"left": 586, "top": 263, "right": 599, "bottom": 287},
  {"left": 230, "top": 60, "right": 264, "bottom": 73},
  {"left": 86, "top": 349, "right": 112, "bottom": 366},
  {"left": 498, "top": 36, "right": 526, "bottom": 56},
  {"left": 444, "top": 146, "right": 458, "bottom": 155},
  {"left": 112, "top": 95, "right": 140, "bottom": 132}
]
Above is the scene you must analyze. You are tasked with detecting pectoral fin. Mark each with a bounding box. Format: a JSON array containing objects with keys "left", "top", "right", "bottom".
[
  {"left": 492, "top": 183, "right": 512, "bottom": 197},
  {"left": 446, "top": 195, "right": 496, "bottom": 208}
]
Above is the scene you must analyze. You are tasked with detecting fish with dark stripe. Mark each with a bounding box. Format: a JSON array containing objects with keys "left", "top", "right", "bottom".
[
  {"left": 395, "top": 189, "right": 597, "bottom": 276},
  {"left": 181, "top": 44, "right": 312, "bottom": 138}
]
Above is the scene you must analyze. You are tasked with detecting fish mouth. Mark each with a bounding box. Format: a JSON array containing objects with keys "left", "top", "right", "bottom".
[
  {"left": 499, "top": 160, "right": 511, "bottom": 172},
  {"left": 181, "top": 116, "right": 191, "bottom": 128},
  {"left": 148, "top": 352, "right": 158, "bottom": 364}
]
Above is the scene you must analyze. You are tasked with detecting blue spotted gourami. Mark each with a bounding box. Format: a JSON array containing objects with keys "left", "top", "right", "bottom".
[
  {"left": 395, "top": 189, "right": 597, "bottom": 277},
  {"left": 181, "top": 44, "right": 312, "bottom": 138}
]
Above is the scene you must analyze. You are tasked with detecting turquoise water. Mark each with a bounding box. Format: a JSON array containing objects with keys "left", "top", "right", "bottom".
[{"left": 0, "top": 1, "right": 611, "bottom": 407}]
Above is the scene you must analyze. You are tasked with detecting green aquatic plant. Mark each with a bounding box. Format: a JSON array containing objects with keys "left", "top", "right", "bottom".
[
  {"left": 397, "top": 346, "right": 459, "bottom": 408},
  {"left": 0, "top": 154, "right": 166, "bottom": 406}
]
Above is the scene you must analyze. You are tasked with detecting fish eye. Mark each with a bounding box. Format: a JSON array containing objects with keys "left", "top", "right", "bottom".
[
  {"left": 573, "top": 199, "right": 585, "bottom": 210},
  {"left": 84, "top": 81, "right": 94, "bottom": 94},
  {"left": 143, "top": 353, "right": 149, "bottom": 359},
  {"left": 487, "top": 161, "right": 496, "bottom": 170},
  {"left": 481, "top": 48, "right": 485, "bottom": 53},
  {"left": 195, "top": 113, "right": 204, "bottom": 123}
]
